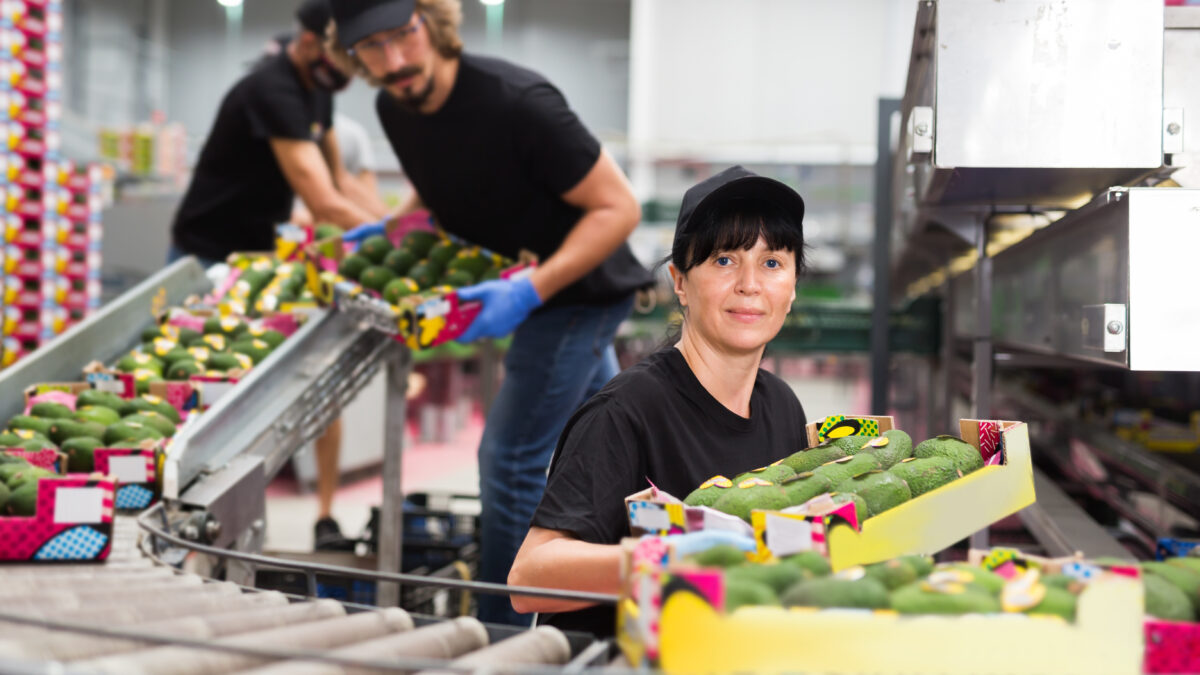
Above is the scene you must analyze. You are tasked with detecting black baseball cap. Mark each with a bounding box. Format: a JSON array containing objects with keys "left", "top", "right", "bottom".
[
  {"left": 296, "top": 0, "right": 333, "bottom": 35},
  {"left": 332, "top": 0, "right": 417, "bottom": 49},
  {"left": 674, "top": 165, "right": 805, "bottom": 248}
]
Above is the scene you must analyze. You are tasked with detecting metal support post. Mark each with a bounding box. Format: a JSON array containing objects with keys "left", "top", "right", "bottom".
[
  {"left": 940, "top": 276, "right": 955, "bottom": 434},
  {"left": 871, "top": 98, "right": 902, "bottom": 415},
  {"left": 377, "top": 348, "right": 413, "bottom": 607},
  {"left": 969, "top": 217, "right": 992, "bottom": 551}
]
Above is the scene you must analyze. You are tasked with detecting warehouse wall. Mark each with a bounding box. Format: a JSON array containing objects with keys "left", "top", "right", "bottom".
[
  {"left": 163, "top": 0, "right": 632, "bottom": 171},
  {"left": 628, "top": 0, "right": 918, "bottom": 166}
]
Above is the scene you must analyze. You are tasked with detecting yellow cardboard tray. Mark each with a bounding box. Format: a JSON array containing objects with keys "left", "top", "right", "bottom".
[
  {"left": 772, "top": 418, "right": 1036, "bottom": 571},
  {"left": 652, "top": 571, "right": 1143, "bottom": 675}
]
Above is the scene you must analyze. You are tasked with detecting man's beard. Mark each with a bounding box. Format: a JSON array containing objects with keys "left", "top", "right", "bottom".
[{"left": 384, "top": 66, "right": 435, "bottom": 111}]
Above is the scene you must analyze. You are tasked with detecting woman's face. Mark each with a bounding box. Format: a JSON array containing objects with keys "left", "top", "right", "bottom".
[{"left": 671, "top": 235, "right": 797, "bottom": 355}]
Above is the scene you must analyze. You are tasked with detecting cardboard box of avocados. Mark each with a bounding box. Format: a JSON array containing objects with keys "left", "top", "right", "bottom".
[
  {"left": 624, "top": 416, "right": 1037, "bottom": 572},
  {"left": 616, "top": 542, "right": 1143, "bottom": 675},
  {"left": 0, "top": 475, "right": 117, "bottom": 561}
]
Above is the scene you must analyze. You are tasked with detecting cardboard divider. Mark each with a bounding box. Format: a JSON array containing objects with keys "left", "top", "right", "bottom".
[{"left": 0, "top": 476, "right": 116, "bottom": 561}]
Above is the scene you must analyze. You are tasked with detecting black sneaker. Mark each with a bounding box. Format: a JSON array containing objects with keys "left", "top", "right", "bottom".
[{"left": 313, "top": 517, "right": 356, "bottom": 551}]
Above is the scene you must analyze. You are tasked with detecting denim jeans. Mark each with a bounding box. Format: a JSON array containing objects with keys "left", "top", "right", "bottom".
[
  {"left": 166, "top": 244, "right": 223, "bottom": 270},
  {"left": 476, "top": 293, "right": 635, "bottom": 626}
]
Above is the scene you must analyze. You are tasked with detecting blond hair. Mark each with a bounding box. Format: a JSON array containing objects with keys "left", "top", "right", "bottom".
[{"left": 327, "top": 0, "right": 463, "bottom": 86}]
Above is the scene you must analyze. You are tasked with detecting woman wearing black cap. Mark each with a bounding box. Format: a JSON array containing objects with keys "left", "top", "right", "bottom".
[{"left": 508, "top": 166, "right": 809, "bottom": 636}]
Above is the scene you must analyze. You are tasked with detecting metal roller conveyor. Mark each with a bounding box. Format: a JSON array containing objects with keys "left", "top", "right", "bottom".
[
  {"left": 419, "top": 626, "right": 574, "bottom": 674},
  {"left": 234, "top": 616, "right": 491, "bottom": 675},
  {"left": 6, "top": 598, "right": 345, "bottom": 662},
  {"left": 80, "top": 607, "right": 415, "bottom": 675}
]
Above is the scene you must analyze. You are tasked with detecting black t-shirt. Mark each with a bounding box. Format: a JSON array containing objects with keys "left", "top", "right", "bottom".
[
  {"left": 376, "top": 53, "right": 653, "bottom": 307},
  {"left": 172, "top": 51, "right": 333, "bottom": 260},
  {"left": 529, "top": 347, "right": 808, "bottom": 636}
]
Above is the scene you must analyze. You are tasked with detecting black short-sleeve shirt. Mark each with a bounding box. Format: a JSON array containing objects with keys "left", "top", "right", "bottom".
[
  {"left": 172, "top": 51, "right": 333, "bottom": 260},
  {"left": 376, "top": 53, "right": 653, "bottom": 307},
  {"left": 530, "top": 347, "right": 808, "bottom": 636}
]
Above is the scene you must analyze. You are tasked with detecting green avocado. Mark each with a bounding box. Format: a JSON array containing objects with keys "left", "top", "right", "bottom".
[
  {"left": 711, "top": 482, "right": 790, "bottom": 522},
  {"left": 359, "top": 234, "right": 394, "bottom": 264},
  {"left": 781, "top": 576, "right": 890, "bottom": 610},
  {"left": 830, "top": 435, "right": 874, "bottom": 455},
  {"left": 74, "top": 406, "right": 121, "bottom": 426},
  {"left": 439, "top": 269, "right": 476, "bottom": 288},
  {"left": 383, "top": 278, "right": 421, "bottom": 305},
  {"left": 781, "top": 551, "right": 832, "bottom": 577},
  {"left": 834, "top": 471, "right": 912, "bottom": 517},
  {"left": 48, "top": 419, "right": 105, "bottom": 446},
  {"left": 0, "top": 463, "right": 32, "bottom": 485},
  {"left": 780, "top": 472, "right": 832, "bottom": 507},
  {"left": 123, "top": 411, "right": 176, "bottom": 438},
  {"left": 860, "top": 429, "right": 914, "bottom": 469},
  {"left": 888, "top": 456, "right": 960, "bottom": 497},
  {"left": 840, "top": 453, "right": 884, "bottom": 477},
  {"left": 61, "top": 437, "right": 101, "bottom": 472},
  {"left": 447, "top": 252, "right": 493, "bottom": 280},
  {"left": 683, "top": 476, "right": 733, "bottom": 508},
  {"left": 723, "top": 578, "right": 779, "bottom": 612},
  {"left": 7, "top": 466, "right": 54, "bottom": 490},
  {"left": 781, "top": 442, "right": 847, "bottom": 473},
  {"left": 1142, "top": 562, "right": 1200, "bottom": 611},
  {"left": 132, "top": 369, "right": 163, "bottom": 396},
  {"left": 0, "top": 480, "right": 10, "bottom": 513},
  {"left": 401, "top": 230, "right": 439, "bottom": 259},
  {"left": 314, "top": 223, "right": 342, "bottom": 240},
  {"left": 359, "top": 265, "right": 397, "bottom": 292},
  {"left": 76, "top": 389, "right": 125, "bottom": 411},
  {"left": 383, "top": 248, "right": 418, "bottom": 278},
  {"left": 913, "top": 435, "right": 984, "bottom": 475},
  {"left": 231, "top": 338, "right": 273, "bottom": 365},
  {"left": 734, "top": 463, "right": 796, "bottom": 485},
  {"left": 118, "top": 395, "right": 180, "bottom": 424},
  {"left": 8, "top": 415, "right": 54, "bottom": 436},
  {"left": 1145, "top": 573, "right": 1196, "bottom": 622},
  {"left": 427, "top": 240, "right": 462, "bottom": 267},
  {"left": 0, "top": 433, "right": 22, "bottom": 448},
  {"left": 338, "top": 254, "right": 371, "bottom": 281},
  {"left": 811, "top": 460, "right": 855, "bottom": 488},
  {"left": 30, "top": 402, "right": 73, "bottom": 419},
  {"left": 103, "top": 421, "right": 165, "bottom": 446},
  {"left": 115, "top": 352, "right": 163, "bottom": 374},
  {"left": 6, "top": 479, "right": 40, "bottom": 516},
  {"left": 166, "top": 359, "right": 204, "bottom": 381},
  {"left": 689, "top": 544, "right": 749, "bottom": 569},
  {"left": 727, "top": 562, "right": 808, "bottom": 595},
  {"left": 863, "top": 559, "right": 919, "bottom": 590},
  {"left": 408, "top": 261, "right": 443, "bottom": 290},
  {"left": 237, "top": 327, "right": 286, "bottom": 349},
  {"left": 1167, "top": 557, "right": 1200, "bottom": 575},
  {"left": 890, "top": 580, "right": 1001, "bottom": 615},
  {"left": 936, "top": 564, "right": 1007, "bottom": 594},
  {"left": 203, "top": 315, "right": 247, "bottom": 337},
  {"left": 899, "top": 555, "right": 935, "bottom": 578},
  {"left": 1025, "top": 584, "right": 1077, "bottom": 621}
]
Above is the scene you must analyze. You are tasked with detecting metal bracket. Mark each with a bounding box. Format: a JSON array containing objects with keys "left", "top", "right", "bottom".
[
  {"left": 177, "top": 454, "right": 266, "bottom": 550},
  {"left": 1081, "top": 304, "right": 1127, "bottom": 354},
  {"left": 908, "top": 106, "right": 934, "bottom": 158},
  {"left": 1164, "top": 108, "right": 1185, "bottom": 156}
]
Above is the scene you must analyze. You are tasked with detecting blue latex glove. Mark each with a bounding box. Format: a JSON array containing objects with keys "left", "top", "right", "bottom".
[
  {"left": 340, "top": 218, "right": 388, "bottom": 244},
  {"left": 455, "top": 277, "right": 543, "bottom": 343},
  {"left": 652, "top": 530, "right": 757, "bottom": 558}
]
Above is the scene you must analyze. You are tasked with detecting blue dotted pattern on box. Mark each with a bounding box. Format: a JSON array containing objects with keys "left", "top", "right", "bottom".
[
  {"left": 34, "top": 526, "right": 109, "bottom": 561},
  {"left": 115, "top": 484, "right": 154, "bottom": 510}
]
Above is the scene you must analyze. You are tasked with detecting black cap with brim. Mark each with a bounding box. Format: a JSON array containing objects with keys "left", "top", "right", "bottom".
[
  {"left": 296, "top": 0, "right": 333, "bottom": 35},
  {"left": 673, "top": 165, "right": 805, "bottom": 250},
  {"left": 332, "top": 0, "right": 417, "bottom": 49}
]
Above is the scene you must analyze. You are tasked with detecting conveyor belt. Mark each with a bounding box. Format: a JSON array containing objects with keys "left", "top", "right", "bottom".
[{"left": 0, "top": 517, "right": 615, "bottom": 674}]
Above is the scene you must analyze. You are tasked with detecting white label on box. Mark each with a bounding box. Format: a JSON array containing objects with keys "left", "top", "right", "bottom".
[
  {"left": 201, "top": 380, "right": 235, "bottom": 406},
  {"left": 107, "top": 455, "right": 148, "bottom": 484},
  {"left": 628, "top": 502, "right": 671, "bottom": 532},
  {"left": 764, "top": 513, "right": 813, "bottom": 557},
  {"left": 53, "top": 487, "right": 104, "bottom": 524}
]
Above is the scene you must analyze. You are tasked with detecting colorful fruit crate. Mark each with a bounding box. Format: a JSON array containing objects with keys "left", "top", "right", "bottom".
[
  {"left": 0, "top": 475, "right": 116, "bottom": 561},
  {"left": 625, "top": 416, "right": 1036, "bottom": 573},
  {"left": 617, "top": 542, "right": 1144, "bottom": 675}
]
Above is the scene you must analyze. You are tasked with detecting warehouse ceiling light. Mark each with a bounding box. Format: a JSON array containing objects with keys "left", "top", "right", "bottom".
[
  {"left": 480, "top": 0, "right": 504, "bottom": 5},
  {"left": 217, "top": 0, "right": 243, "bottom": 7}
]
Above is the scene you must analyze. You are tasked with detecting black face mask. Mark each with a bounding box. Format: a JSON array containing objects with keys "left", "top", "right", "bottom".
[{"left": 310, "top": 55, "right": 350, "bottom": 91}]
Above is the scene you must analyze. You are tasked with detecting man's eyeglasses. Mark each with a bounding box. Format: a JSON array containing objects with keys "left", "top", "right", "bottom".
[{"left": 350, "top": 15, "right": 425, "bottom": 61}]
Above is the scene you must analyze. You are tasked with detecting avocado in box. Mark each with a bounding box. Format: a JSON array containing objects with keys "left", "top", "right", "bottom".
[{"left": 0, "top": 475, "right": 117, "bottom": 561}]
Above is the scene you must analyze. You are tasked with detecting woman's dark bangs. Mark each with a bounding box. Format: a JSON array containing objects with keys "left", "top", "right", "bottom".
[{"left": 683, "top": 198, "right": 803, "bottom": 270}]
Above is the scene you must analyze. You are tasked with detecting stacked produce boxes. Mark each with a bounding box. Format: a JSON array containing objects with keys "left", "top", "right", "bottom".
[{"left": 0, "top": 0, "right": 101, "bottom": 370}]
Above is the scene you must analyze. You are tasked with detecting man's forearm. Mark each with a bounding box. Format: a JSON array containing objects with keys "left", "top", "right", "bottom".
[
  {"left": 311, "top": 193, "right": 378, "bottom": 229},
  {"left": 529, "top": 204, "right": 638, "bottom": 301},
  {"left": 337, "top": 170, "right": 390, "bottom": 219}
]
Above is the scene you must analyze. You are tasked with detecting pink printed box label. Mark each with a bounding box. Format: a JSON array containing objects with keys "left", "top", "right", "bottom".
[
  {"left": 0, "top": 477, "right": 115, "bottom": 561},
  {"left": 95, "top": 448, "right": 159, "bottom": 510}
]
